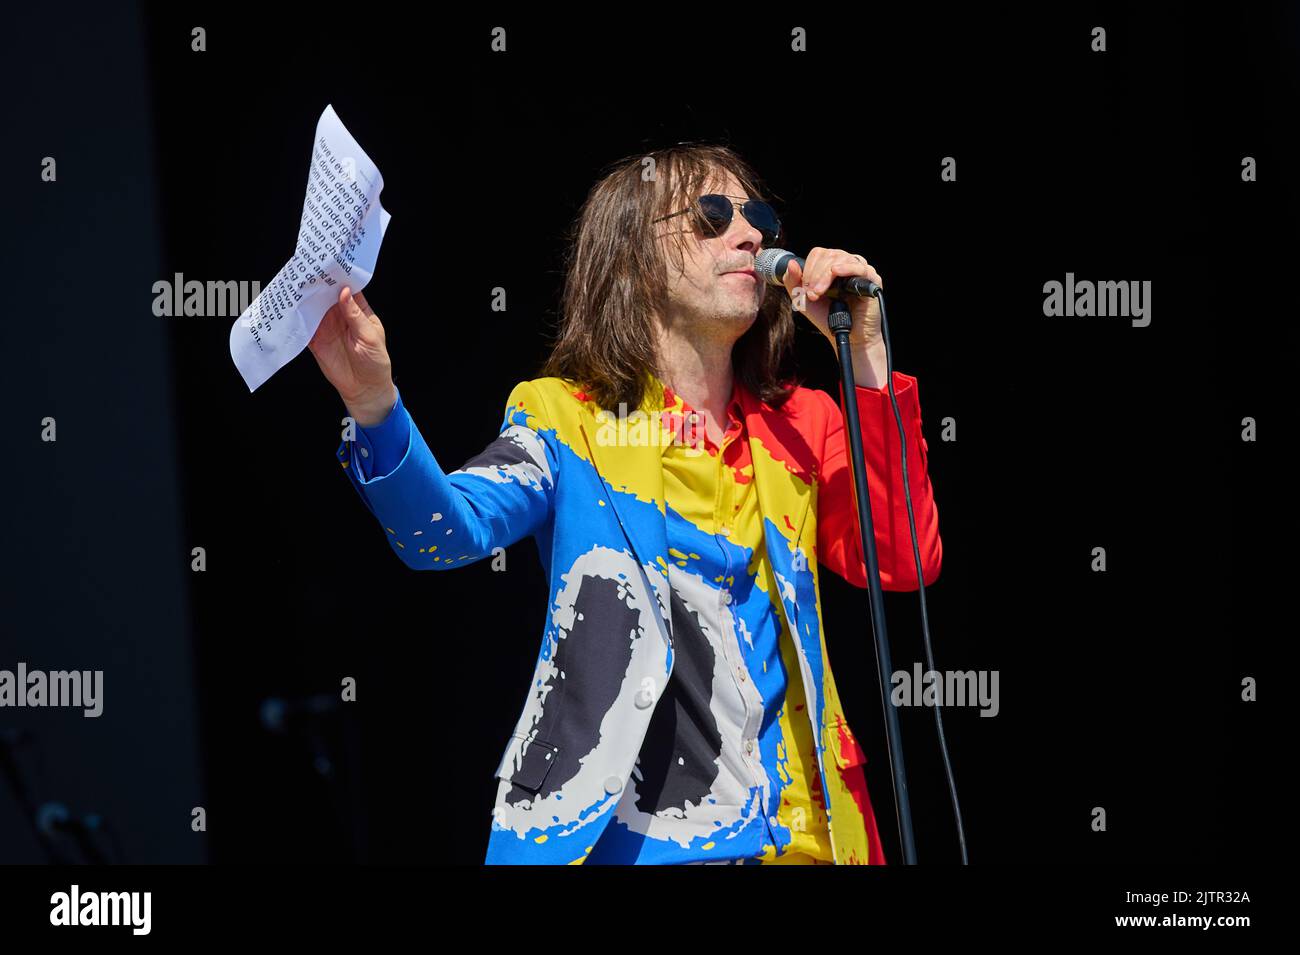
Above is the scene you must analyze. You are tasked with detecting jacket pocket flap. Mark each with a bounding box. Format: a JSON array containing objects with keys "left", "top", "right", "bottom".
[
  {"left": 827, "top": 716, "right": 867, "bottom": 770},
  {"left": 494, "top": 733, "right": 561, "bottom": 792}
]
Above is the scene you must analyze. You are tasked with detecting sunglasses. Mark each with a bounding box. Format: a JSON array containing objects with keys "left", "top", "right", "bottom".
[{"left": 653, "top": 194, "right": 783, "bottom": 246}]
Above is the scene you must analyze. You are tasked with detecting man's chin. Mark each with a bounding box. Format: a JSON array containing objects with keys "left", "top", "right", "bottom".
[
  {"left": 725, "top": 305, "right": 761, "bottom": 327},
  {"left": 722, "top": 288, "right": 763, "bottom": 313}
]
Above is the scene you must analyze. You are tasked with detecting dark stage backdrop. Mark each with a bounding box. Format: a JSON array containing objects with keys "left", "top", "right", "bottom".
[
  {"left": 7, "top": 3, "right": 1289, "bottom": 866},
  {"left": 6, "top": 5, "right": 202, "bottom": 864}
]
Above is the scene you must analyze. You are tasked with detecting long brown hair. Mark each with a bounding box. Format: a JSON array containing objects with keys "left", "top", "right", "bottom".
[{"left": 540, "top": 143, "right": 800, "bottom": 415}]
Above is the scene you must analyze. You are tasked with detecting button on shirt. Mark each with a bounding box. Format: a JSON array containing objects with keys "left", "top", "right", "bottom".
[{"left": 348, "top": 379, "right": 833, "bottom": 864}]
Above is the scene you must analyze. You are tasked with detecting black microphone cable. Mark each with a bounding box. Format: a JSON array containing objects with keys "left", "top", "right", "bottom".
[{"left": 874, "top": 287, "right": 970, "bottom": 865}]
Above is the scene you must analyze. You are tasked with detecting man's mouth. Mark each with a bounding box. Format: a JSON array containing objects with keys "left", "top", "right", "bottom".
[{"left": 723, "top": 269, "right": 757, "bottom": 280}]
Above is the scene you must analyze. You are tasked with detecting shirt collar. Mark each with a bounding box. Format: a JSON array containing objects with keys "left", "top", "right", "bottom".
[{"left": 650, "top": 371, "right": 747, "bottom": 458}]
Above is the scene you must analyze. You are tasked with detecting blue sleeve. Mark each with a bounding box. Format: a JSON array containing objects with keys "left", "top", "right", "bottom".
[
  {"left": 334, "top": 380, "right": 558, "bottom": 571},
  {"left": 351, "top": 387, "right": 410, "bottom": 481}
]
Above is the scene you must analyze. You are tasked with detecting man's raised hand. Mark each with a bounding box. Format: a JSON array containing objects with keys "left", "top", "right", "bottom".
[{"left": 308, "top": 286, "right": 397, "bottom": 427}]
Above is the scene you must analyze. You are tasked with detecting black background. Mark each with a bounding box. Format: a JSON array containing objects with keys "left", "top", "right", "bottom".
[{"left": 4, "top": 1, "right": 1292, "bottom": 870}]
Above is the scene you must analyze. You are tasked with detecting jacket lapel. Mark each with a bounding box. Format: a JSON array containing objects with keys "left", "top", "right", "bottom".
[
  {"left": 577, "top": 414, "right": 674, "bottom": 646},
  {"left": 739, "top": 386, "right": 815, "bottom": 640}
]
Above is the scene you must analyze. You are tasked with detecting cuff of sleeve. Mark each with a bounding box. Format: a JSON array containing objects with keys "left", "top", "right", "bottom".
[
  {"left": 856, "top": 370, "right": 914, "bottom": 397},
  {"left": 840, "top": 370, "right": 917, "bottom": 408},
  {"left": 353, "top": 388, "right": 411, "bottom": 481},
  {"left": 358, "top": 387, "right": 405, "bottom": 441}
]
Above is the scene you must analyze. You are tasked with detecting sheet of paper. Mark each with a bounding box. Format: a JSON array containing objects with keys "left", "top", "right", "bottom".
[{"left": 229, "top": 104, "right": 391, "bottom": 392}]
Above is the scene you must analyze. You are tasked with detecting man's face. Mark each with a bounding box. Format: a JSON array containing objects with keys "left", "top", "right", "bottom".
[{"left": 657, "top": 170, "right": 769, "bottom": 338}]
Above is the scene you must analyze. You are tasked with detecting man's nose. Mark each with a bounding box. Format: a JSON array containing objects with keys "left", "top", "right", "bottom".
[{"left": 727, "top": 214, "right": 763, "bottom": 252}]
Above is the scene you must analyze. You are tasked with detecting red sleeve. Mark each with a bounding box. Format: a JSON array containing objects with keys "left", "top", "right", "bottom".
[{"left": 814, "top": 371, "right": 943, "bottom": 591}]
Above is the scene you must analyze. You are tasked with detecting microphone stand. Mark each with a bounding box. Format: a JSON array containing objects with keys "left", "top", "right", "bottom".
[
  {"left": 1, "top": 730, "right": 123, "bottom": 863},
  {"left": 827, "top": 294, "right": 919, "bottom": 865}
]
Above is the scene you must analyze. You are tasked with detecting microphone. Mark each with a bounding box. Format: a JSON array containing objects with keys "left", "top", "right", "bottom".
[{"left": 755, "top": 248, "right": 881, "bottom": 299}]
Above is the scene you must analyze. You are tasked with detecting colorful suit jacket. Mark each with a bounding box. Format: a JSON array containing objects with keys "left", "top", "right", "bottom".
[{"left": 336, "top": 371, "right": 943, "bottom": 864}]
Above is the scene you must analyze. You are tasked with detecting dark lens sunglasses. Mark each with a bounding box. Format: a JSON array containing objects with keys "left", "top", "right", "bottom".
[{"left": 653, "top": 194, "right": 782, "bottom": 246}]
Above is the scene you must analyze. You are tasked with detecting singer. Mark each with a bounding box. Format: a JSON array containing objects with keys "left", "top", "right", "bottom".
[{"left": 309, "top": 144, "right": 943, "bottom": 865}]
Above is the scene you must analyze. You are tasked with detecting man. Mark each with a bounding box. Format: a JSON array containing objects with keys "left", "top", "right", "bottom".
[{"left": 309, "top": 144, "right": 943, "bottom": 865}]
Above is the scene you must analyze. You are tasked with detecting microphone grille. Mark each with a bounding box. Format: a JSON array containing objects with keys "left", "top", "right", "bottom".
[{"left": 754, "top": 248, "right": 789, "bottom": 285}]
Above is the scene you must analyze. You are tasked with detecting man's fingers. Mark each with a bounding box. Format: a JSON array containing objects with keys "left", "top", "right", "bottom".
[
  {"left": 783, "top": 258, "right": 804, "bottom": 292},
  {"left": 339, "top": 287, "right": 369, "bottom": 336},
  {"left": 780, "top": 260, "right": 808, "bottom": 313},
  {"left": 807, "top": 251, "right": 878, "bottom": 297},
  {"left": 803, "top": 248, "right": 826, "bottom": 298}
]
